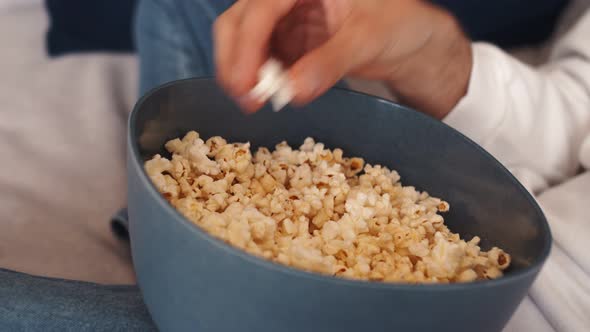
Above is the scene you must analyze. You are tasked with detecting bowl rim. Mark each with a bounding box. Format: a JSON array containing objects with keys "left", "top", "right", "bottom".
[{"left": 128, "top": 77, "right": 552, "bottom": 291}]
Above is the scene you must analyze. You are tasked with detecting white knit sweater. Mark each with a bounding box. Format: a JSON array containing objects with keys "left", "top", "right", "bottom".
[{"left": 445, "top": 10, "right": 590, "bottom": 332}]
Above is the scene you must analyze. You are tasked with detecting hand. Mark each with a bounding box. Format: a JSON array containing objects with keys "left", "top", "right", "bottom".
[{"left": 214, "top": 0, "right": 472, "bottom": 119}]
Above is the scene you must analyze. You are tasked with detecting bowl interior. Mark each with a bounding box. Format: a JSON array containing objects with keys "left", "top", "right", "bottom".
[{"left": 131, "top": 78, "right": 550, "bottom": 274}]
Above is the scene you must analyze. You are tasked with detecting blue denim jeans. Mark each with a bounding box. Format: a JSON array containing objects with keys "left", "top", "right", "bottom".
[
  {"left": 0, "top": 268, "right": 155, "bottom": 331},
  {"left": 136, "top": 0, "right": 235, "bottom": 95}
]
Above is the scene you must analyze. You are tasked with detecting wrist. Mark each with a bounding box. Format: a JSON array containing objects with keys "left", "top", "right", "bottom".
[{"left": 385, "top": 11, "right": 472, "bottom": 119}]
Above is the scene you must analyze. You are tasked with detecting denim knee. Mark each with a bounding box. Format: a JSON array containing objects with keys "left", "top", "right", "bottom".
[{"left": 135, "top": 0, "right": 235, "bottom": 94}]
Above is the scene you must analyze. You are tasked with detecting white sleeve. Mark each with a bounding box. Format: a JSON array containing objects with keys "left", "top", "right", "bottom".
[{"left": 444, "top": 10, "right": 590, "bottom": 194}]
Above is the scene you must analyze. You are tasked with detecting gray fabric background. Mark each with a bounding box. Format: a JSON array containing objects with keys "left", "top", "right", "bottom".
[{"left": 0, "top": 1, "right": 136, "bottom": 284}]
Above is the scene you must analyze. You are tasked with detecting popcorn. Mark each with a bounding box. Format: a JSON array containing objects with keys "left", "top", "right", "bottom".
[{"left": 145, "top": 131, "right": 511, "bottom": 283}]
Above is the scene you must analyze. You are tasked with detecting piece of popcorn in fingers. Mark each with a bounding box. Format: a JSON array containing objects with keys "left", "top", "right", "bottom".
[
  {"left": 249, "top": 58, "right": 293, "bottom": 112},
  {"left": 271, "top": 79, "right": 293, "bottom": 112},
  {"left": 249, "top": 61, "right": 281, "bottom": 102}
]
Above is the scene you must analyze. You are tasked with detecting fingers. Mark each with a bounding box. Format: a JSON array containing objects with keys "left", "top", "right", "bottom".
[
  {"left": 288, "top": 18, "right": 372, "bottom": 104},
  {"left": 214, "top": 0, "right": 298, "bottom": 100},
  {"left": 213, "top": 0, "right": 246, "bottom": 94},
  {"left": 232, "top": 0, "right": 298, "bottom": 95}
]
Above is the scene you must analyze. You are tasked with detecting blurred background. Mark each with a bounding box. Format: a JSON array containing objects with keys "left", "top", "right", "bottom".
[{"left": 0, "top": 0, "right": 586, "bottom": 285}]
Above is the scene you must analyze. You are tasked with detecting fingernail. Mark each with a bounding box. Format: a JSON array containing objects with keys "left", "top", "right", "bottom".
[{"left": 237, "top": 94, "right": 260, "bottom": 114}]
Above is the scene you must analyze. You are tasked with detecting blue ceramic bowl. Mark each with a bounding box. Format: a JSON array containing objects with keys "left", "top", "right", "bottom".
[{"left": 127, "top": 78, "right": 551, "bottom": 332}]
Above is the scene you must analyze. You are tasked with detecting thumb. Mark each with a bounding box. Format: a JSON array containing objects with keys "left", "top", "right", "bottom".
[{"left": 288, "top": 22, "right": 370, "bottom": 104}]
